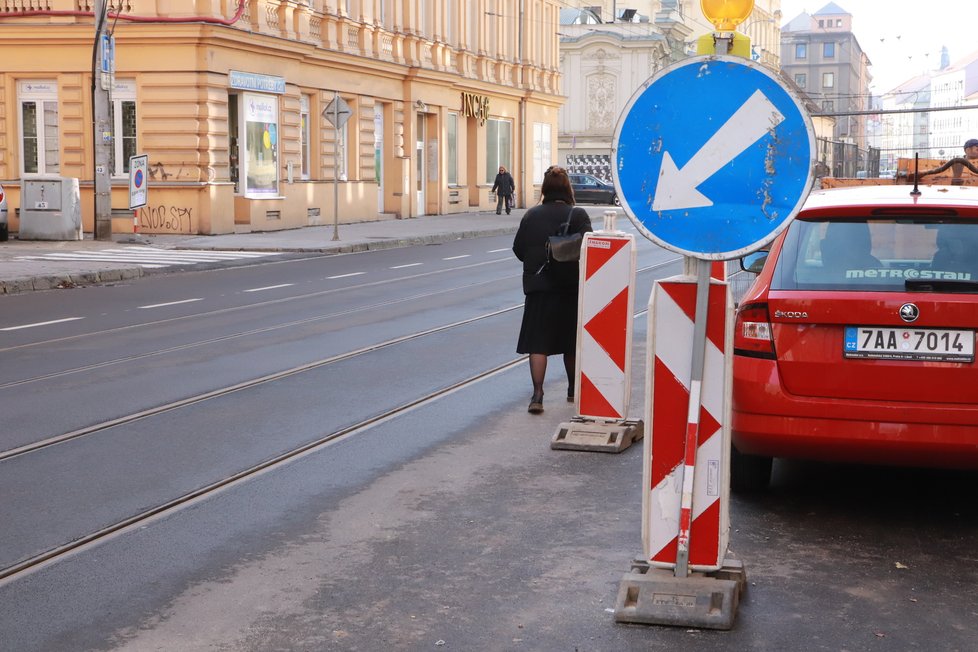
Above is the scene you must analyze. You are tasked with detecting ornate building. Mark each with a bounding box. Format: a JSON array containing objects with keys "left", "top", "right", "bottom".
[{"left": 0, "top": 1, "right": 563, "bottom": 235}]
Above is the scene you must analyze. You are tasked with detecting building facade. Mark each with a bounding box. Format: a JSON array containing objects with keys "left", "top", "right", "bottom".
[
  {"left": 780, "top": 2, "right": 872, "bottom": 162},
  {"left": 0, "top": 0, "right": 563, "bottom": 235},
  {"left": 556, "top": 0, "right": 783, "bottom": 179}
]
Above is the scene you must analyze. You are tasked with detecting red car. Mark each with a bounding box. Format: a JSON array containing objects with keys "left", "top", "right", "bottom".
[{"left": 731, "top": 183, "right": 978, "bottom": 490}]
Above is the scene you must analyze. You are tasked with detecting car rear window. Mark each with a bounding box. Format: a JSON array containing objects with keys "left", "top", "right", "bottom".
[{"left": 771, "top": 217, "right": 978, "bottom": 292}]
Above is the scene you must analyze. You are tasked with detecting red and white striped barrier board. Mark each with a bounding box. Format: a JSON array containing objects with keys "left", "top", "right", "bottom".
[
  {"left": 576, "top": 231, "right": 637, "bottom": 421},
  {"left": 643, "top": 277, "right": 733, "bottom": 571}
]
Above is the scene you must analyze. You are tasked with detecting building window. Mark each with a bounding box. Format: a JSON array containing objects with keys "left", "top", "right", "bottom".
[
  {"left": 485, "top": 117, "right": 512, "bottom": 183},
  {"left": 445, "top": 1, "right": 454, "bottom": 44},
  {"left": 300, "top": 94, "right": 311, "bottom": 180},
  {"left": 818, "top": 19, "right": 824, "bottom": 27},
  {"left": 794, "top": 73, "right": 807, "bottom": 88},
  {"left": 822, "top": 72, "right": 835, "bottom": 88},
  {"left": 18, "top": 80, "right": 60, "bottom": 175},
  {"left": 795, "top": 43, "right": 807, "bottom": 59},
  {"left": 532, "top": 123, "right": 552, "bottom": 184},
  {"left": 242, "top": 92, "right": 279, "bottom": 197},
  {"left": 446, "top": 113, "right": 458, "bottom": 186},
  {"left": 109, "top": 79, "right": 137, "bottom": 177},
  {"left": 836, "top": 19, "right": 842, "bottom": 27},
  {"left": 823, "top": 42, "right": 835, "bottom": 58},
  {"left": 822, "top": 100, "right": 834, "bottom": 113}
]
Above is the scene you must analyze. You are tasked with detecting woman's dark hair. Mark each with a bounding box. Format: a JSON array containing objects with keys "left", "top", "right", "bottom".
[{"left": 541, "top": 166, "right": 575, "bottom": 205}]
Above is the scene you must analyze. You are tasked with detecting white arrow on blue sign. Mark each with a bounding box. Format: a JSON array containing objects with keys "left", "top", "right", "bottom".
[{"left": 612, "top": 55, "right": 816, "bottom": 260}]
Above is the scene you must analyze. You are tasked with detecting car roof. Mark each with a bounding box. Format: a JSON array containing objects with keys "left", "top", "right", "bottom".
[{"left": 801, "top": 183, "right": 978, "bottom": 217}]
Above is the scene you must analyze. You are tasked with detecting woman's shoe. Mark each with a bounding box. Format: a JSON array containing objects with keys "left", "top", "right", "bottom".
[{"left": 528, "top": 394, "right": 544, "bottom": 414}]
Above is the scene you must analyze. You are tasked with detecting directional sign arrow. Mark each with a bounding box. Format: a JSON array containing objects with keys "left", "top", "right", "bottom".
[{"left": 652, "top": 89, "right": 785, "bottom": 212}]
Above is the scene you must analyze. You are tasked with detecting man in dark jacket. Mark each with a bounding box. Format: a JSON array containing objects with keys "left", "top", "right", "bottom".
[{"left": 491, "top": 166, "right": 516, "bottom": 215}]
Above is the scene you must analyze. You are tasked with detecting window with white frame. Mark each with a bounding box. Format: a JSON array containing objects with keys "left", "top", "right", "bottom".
[
  {"left": 446, "top": 113, "right": 458, "bottom": 185},
  {"left": 532, "top": 123, "right": 552, "bottom": 184},
  {"left": 300, "top": 94, "right": 311, "bottom": 180},
  {"left": 485, "top": 117, "right": 512, "bottom": 183},
  {"left": 109, "top": 79, "right": 137, "bottom": 177},
  {"left": 18, "top": 80, "right": 60, "bottom": 175}
]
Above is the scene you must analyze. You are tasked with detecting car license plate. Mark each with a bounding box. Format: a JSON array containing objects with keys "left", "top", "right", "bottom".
[{"left": 844, "top": 326, "right": 975, "bottom": 362}]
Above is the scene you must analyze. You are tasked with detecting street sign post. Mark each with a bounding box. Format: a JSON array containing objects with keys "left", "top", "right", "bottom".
[
  {"left": 613, "top": 55, "right": 815, "bottom": 261},
  {"left": 129, "top": 154, "right": 148, "bottom": 210},
  {"left": 613, "top": 54, "right": 814, "bottom": 630},
  {"left": 323, "top": 93, "right": 353, "bottom": 241}
]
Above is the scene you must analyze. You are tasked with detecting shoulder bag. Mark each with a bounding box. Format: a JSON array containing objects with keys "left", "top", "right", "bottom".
[{"left": 546, "top": 207, "right": 585, "bottom": 263}]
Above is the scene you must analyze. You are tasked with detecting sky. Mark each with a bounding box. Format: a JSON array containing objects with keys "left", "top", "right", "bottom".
[{"left": 777, "top": 0, "right": 978, "bottom": 93}]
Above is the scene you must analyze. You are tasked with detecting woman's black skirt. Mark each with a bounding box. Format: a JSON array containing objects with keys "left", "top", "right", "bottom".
[{"left": 516, "top": 291, "right": 579, "bottom": 355}]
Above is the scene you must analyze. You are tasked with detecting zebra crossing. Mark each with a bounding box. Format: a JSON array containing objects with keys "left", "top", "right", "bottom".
[{"left": 15, "top": 246, "right": 279, "bottom": 269}]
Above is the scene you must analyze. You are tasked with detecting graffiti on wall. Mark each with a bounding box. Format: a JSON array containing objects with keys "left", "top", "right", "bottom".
[{"left": 138, "top": 204, "right": 192, "bottom": 232}]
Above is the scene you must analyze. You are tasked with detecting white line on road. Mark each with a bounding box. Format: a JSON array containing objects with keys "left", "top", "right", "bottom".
[
  {"left": 138, "top": 298, "right": 205, "bottom": 309},
  {"left": 487, "top": 248, "right": 510, "bottom": 253},
  {"left": 442, "top": 255, "right": 470, "bottom": 260},
  {"left": 244, "top": 284, "right": 294, "bottom": 293},
  {"left": 0, "top": 317, "right": 84, "bottom": 332},
  {"left": 327, "top": 272, "right": 366, "bottom": 279},
  {"left": 390, "top": 263, "right": 423, "bottom": 269}
]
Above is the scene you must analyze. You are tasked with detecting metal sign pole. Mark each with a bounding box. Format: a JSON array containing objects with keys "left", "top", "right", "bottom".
[
  {"left": 674, "top": 257, "right": 712, "bottom": 578},
  {"left": 332, "top": 91, "right": 340, "bottom": 242}
]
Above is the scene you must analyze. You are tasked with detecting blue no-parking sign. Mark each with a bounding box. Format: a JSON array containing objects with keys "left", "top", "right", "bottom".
[{"left": 612, "top": 56, "right": 816, "bottom": 260}]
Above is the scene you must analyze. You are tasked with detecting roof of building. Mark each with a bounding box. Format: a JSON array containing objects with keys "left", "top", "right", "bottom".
[{"left": 813, "top": 2, "right": 850, "bottom": 16}]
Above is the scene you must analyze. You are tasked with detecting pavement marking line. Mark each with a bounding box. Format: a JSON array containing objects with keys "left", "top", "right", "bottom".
[
  {"left": 138, "top": 298, "right": 205, "bottom": 309},
  {"left": 390, "top": 263, "right": 423, "bottom": 269},
  {"left": 327, "top": 272, "right": 366, "bottom": 279},
  {"left": 0, "top": 317, "right": 84, "bottom": 332},
  {"left": 244, "top": 284, "right": 294, "bottom": 293},
  {"left": 443, "top": 255, "right": 471, "bottom": 260},
  {"left": 487, "top": 248, "right": 510, "bottom": 253}
]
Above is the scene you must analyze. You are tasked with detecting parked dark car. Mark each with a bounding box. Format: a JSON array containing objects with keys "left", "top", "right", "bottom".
[{"left": 568, "top": 173, "right": 619, "bottom": 205}]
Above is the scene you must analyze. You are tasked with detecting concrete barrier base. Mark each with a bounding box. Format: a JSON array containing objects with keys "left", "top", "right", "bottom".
[
  {"left": 613, "top": 557, "right": 746, "bottom": 630},
  {"left": 550, "top": 418, "right": 643, "bottom": 453}
]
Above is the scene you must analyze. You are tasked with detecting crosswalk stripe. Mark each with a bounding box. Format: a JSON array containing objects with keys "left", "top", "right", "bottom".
[{"left": 15, "top": 247, "right": 278, "bottom": 268}]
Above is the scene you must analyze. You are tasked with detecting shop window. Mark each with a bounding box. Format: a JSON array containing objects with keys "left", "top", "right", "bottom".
[
  {"left": 242, "top": 92, "right": 280, "bottom": 197},
  {"left": 18, "top": 80, "right": 60, "bottom": 175},
  {"left": 447, "top": 113, "right": 458, "bottom": 186},
  {"left": 532, "top": 123, "right": 552, "bottom": 184},
  {"left": 485, "top": 117, "right": 512, "bottom": 184},
  {"left": 109, "top": 79, "right": 137, "bottom": 177}
]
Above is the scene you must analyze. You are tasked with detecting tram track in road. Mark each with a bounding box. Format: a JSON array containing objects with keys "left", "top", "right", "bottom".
[
  {"left": 0, "top": 353, "right": 529, "bottom": 586},
  {"left": 0, "top": 255, "right": 682, "bottom": 585}
]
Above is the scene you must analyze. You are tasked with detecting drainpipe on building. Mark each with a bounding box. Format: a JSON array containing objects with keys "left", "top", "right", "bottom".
[{"left": 518, "top": 0, "right": 526, "bottom": 210}]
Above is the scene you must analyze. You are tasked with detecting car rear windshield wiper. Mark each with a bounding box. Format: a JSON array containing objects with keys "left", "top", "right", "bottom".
[{"left": 905, "top": 279, "right": 978, "bottom": 293}]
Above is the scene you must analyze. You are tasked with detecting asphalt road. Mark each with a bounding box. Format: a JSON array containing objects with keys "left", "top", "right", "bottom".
[{"left": 1, "top": 229, "right": 976, "bottom": 651}]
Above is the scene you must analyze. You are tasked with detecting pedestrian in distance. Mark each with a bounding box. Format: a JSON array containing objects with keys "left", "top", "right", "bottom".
[
  {"left": 512, "top": 166, "right": 593, "bottom": 414},
  {"left": 964, "top": 138, "right": 978, "bottom": 161},
  {"left": 491, "top": 166, "right": 516, "bottom": 215}
]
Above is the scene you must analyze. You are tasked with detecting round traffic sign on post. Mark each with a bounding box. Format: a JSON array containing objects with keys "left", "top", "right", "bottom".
[{"left": 612, "top": 55, "right": 816, "bottom": 260}]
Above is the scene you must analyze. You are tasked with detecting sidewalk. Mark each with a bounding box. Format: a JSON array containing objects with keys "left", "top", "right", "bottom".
[{"left": 0, "top": 208, "right": 526, "bottom": 294}]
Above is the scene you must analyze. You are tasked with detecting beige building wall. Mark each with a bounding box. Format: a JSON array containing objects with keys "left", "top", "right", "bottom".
[{"left": 0, "top": 0, "right": 564, "bottom": 235}]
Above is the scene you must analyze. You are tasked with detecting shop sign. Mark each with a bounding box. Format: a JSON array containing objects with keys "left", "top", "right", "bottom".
[
  {"left": 461, "top": 92, "right": 490, "bottom": 125},
  {"left": 229, "top": 70, "right": 286, "bottom": 94}
]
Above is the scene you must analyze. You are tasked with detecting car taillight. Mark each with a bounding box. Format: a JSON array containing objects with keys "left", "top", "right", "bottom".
[{"left": 734, "top": 302, "right": 775, "bottom": 358}]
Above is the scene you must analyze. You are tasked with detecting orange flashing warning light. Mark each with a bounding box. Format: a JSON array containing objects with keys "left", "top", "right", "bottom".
[{"left": 701, "top": 0, "right": 755, "bottom": 31}]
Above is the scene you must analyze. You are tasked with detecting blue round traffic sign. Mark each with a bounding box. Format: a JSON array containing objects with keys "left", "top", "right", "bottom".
[
  {"left": 612, "top": 55, "right": 816, "bottom": 260},
  {"left": 134, "top": 169, "right": 143, "bottom": 188}
]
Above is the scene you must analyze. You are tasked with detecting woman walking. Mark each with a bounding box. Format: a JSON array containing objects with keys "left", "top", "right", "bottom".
[
  {"left": 512, "top": 166, "right": 592, "bottom": 414},
  {"left": 491, "top": 166, "right": 516, "bottom": 215}
]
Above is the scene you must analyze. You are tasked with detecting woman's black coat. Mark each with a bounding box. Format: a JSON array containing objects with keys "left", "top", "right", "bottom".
[
  {"left": 512, "top": 202, "right": 592, "bottom": 294},
  {"left": 491, "top": 171, "right": 515, "bottom": 197}
]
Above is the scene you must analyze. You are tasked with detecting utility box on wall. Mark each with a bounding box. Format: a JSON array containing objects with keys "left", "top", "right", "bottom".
[{"left": 19, "top": 176, "right": 82, "bottom": 241}]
